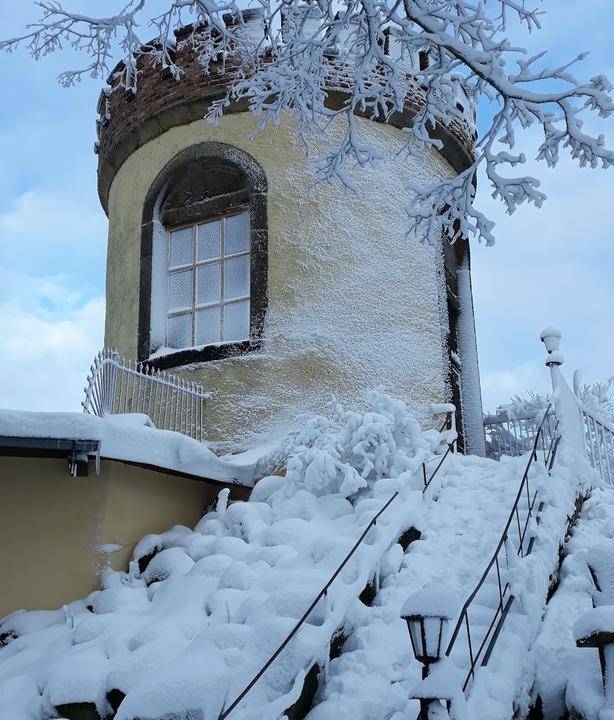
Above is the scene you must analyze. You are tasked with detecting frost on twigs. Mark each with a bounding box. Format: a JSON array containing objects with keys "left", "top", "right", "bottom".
[{"left": 3, "top": 0, "right": 613, "bottom": 245}]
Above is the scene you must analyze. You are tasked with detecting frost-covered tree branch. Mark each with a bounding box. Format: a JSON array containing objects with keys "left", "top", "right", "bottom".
[{"left": 3, "top": 0, "right": 613, "bottom": 245}]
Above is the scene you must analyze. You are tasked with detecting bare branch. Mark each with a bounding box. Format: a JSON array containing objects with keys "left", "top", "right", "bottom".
[{"left": 3, "top": 0, "right": 612, "bottom": 245}]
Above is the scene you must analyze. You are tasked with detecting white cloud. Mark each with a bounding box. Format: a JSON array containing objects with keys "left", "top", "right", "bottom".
[
  {"left": 0, "top": 182, "right": 107, "bottom": 411},
  {"left": 480, "top": 361, "right": 551, "bottom": 414},
  {"left": 472, "top": 130, "right": 614, "bottom": 409},
  {"left": 0, "top": 295, "right": 105, "bottom": 412},
  {"left": 0, "top": 187, "right": 106, "bottom": 277}
]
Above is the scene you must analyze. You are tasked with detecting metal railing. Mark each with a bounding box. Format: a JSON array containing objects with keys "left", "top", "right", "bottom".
[
  {"left": 483, "top": 407, "right": 555, "bottom": 461},
  {"left": 82, "top": 348, "right": 209, "bottom": 442},
  {"left": 580, "top": 406, "right": 614, "bottom": 486},
  {"left": 219, "top": 432, "right": 456, "bottom": 719},
  {"left": 445, "top": 407, "right": 559, "bottom": 693}
]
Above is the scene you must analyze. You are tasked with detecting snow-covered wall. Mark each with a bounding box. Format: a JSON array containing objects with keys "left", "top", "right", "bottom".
[{"left": 105, "top": 112, "right": 458, "bottom": 450}]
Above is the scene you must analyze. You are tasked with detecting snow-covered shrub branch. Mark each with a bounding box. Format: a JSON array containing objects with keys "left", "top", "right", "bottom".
[
  {"left": 3, "top": 0, "right": 613, "bottom": 244},
  {"left": 283, "top": 391, "right": 447, "bottom": 498},
  {"left": 575, "top": 373, "right": 614, "bottom": 425}
]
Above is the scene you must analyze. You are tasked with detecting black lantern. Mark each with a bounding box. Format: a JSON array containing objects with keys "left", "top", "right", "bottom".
[
  {"left": 402, "top": 585, "right": 458, "bottom": 720},
  {"left": 403, "top": 610, "right": 448, "bottom": 665},
  {"left": 401, "top": 585, "right": 457, "bottom": 666}
]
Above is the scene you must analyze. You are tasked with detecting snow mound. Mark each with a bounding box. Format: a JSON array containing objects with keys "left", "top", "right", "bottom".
[
  {"left": 0, "top": 392, "right": 446, "bottom": 720},
  {"left": 401, "top": 583, "right": 460, "bottom": 619}
]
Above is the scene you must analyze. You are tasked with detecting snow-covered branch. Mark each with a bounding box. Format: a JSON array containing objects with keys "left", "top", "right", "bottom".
[{"left": 3, "top": 0, "right": 612, "bottom": 244}]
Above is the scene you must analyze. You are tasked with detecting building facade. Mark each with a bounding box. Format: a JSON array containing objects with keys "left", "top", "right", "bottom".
[{"left": 96, "top": 26, "right": 485, "bottom": 453}]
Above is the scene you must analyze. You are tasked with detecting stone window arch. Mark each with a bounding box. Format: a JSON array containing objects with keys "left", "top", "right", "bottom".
[{"left": 138, "top": 142, "right": 268, "bottom": 369}]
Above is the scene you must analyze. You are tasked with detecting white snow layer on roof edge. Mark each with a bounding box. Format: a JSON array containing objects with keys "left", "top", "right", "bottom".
[{"left": 0, "top": 408, "right": 286, "bottom": 486}]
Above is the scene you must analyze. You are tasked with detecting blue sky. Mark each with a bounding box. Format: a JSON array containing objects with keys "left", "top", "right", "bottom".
[{"left": 0, "top": 1, "right": 612, "bottom": 414}]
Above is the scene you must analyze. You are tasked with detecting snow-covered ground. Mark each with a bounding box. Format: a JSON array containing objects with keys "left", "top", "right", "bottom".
[
  {"left": 306, "top": 446, "right": 593, "bottom": 720},
  {"left": 531, "top": 486, "right": 614, "bottom": 720},
  {"left": 0, "top": 393, "right": 598, "bottom": 720}
]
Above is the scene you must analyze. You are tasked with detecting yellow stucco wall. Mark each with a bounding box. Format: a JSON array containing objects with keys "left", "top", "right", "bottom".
[
  {"left": 0, "top": 456, "right": 243, "bottom": 618},
  {"left": 105, "top": 113, "right": 456, "bottom": 450},
  {"left": 0, "top": 457, "right": 107, "bottom": 618}
]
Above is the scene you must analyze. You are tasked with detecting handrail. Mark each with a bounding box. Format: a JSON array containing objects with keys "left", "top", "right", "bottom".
[
  {"left": 219, "top": 438, "right": 455, "bottom": 719},
  {"left": 82, "top": 348, "right": 209, "bottom": 442},
  {"left": 444, "top": 405, "right": 558, "bottom": 693}
]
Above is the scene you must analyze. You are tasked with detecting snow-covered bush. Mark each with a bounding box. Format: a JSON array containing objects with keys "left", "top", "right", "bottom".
[
  {"left": 491, "top": 391, "right": 550, "bottom": 420},
  {"left": 284, "top": 391, "right": 441, "bottom": 498}
]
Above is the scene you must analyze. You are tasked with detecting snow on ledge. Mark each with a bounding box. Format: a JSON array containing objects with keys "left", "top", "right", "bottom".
[
  {"left": 0, "top": 408, "right": 268, "bottom": 487},
  {"left": 401, "top": 583, "right": 460, "bottom": 619}
]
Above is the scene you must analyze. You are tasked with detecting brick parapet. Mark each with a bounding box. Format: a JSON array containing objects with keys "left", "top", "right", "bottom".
[{"left": 96, "top": 41, "right": 475, "bottom": 213}]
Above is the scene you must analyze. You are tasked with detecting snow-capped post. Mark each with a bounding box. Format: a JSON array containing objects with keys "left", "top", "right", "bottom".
[
  {"left": 401, "top": 584, "right": 459, "bottom": 720},
  {"left": 540, "top": 327, "right": 587, "bottom": 457},
  {"left": 573, "top": 618, "right": 614, "bottom": 713},
  {"left": 573, "top": 604, "right": 614, "bottom": 711},
  {"left": 570, "top": 543, "right": 614, "bottom": 713}
]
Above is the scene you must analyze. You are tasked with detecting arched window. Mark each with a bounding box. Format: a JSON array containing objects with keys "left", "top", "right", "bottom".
[{"left": 139, "top": 143, "right": 268, "bottom": 369}]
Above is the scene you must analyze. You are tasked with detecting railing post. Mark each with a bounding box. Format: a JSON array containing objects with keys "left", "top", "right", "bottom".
[{"left": 540, "top": 327, "right": 586, "bottom": 457}]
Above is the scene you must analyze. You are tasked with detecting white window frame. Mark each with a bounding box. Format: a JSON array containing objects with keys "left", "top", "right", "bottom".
[{"left": 165, "top": 207, "right": 251, "bottom": 349}]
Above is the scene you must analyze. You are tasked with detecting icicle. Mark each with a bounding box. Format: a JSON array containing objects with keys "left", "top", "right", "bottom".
[
  {"left": 216, "top": 488, "right": 230, "bottom": 521},
  {"left": 322, "top": 640, "right": 331, "bottom": 682}
]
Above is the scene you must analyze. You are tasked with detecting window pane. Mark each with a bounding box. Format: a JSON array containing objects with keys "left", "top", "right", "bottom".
[
  {"left": 224, "top": 301, "right": 250, "bottom": 342},
  {"left": 167, "top": 313, "right": 192, "bottom": 349},
  {"left": 168, "top": 269, "right": 193, "bottom": 311},
  {"left": 196, "top": 307, "right": 221, "bottom": 346},
  {"left": 197, "top": 220, "right": 221, "bottom": 261},
  {"left": 196, "top": 263, "right": 221, "bottom": 306},
  {"left": 224, "top": 255, "right": 250, "bottom": 300},
  {"left": 169, "top": 227, "right": 193, "bottom": 268},
  {"left": 225, "top": 211, "right": 250, "bottom": 255}
]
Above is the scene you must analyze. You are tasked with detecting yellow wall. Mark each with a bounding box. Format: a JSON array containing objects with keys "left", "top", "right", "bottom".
[
  {"left": 0, "top": 455, "right": 245, "bottom": 618},
  {"left": 105, "top": 113, "right": 456, "bottom": 451}
]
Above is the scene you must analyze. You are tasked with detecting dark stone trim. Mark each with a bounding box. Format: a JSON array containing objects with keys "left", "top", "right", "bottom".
[
  {"left": 138, "top": 220, "right": 154, "bottom": 363},
  {"left": 147, "top": 338, "right": 261, "bottom": 370},
  {"left": 97, "top": 92, "right": 473, "bottom": 213},
  {"left": 162, "top": 188, "right": 249, "bottom": 227},
  {"left": 138, "top": 141, "right": 268, "bottom": 367}
]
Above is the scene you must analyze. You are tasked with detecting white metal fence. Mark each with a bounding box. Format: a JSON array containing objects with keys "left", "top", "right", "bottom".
[
  {"left": 82, "top": 348, "right": 209, "bottom": 442},
  {"left": 580, "top": 406, "right": 614, "bottom": 485},
  {"left": 483, "top": 328, "right": 614, "bottom": 486},
  {"left": 484, "top": 408, "right": 557, "bottom": 461}
]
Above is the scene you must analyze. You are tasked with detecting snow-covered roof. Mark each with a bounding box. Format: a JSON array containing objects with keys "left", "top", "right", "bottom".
[{"left": 0, "top": 409, "right": 271, "bottom": 486}]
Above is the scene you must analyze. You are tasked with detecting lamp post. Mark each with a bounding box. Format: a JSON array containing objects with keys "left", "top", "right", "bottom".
[
  {"left": 540, "top": 326, "right": 564, "bottom": 391},
  {"left": 401, "top": 585, "right": 458, "bottom": 720},
  {"left": 539, "top": 325, "right": 588, "bottom": 456}
]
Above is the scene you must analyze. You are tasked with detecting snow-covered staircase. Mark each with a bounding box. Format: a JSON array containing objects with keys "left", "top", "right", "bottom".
[{"left": 0, "top": 386, "right": 598, "bottom": 720}]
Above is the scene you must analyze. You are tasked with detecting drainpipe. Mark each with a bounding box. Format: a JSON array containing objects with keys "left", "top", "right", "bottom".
[{"left": 456, "top": 250, "right": 486, "bottom": 456}]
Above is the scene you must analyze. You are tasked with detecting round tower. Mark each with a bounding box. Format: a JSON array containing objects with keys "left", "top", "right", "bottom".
[{"left": 96, "top": 22, "right": 484, "bottom": 452}]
